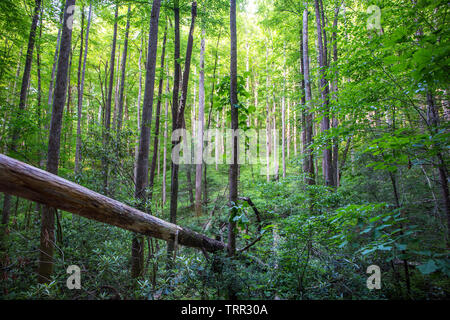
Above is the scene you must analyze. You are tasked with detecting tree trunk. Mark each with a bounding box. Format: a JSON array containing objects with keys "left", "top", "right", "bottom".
[
  {"left": 102, "top": 4, "right": 118, "bottom": 195},
  {"left": 116, "top": 5, "right": 131, "bottom": 134},
  {"left": 75, "top": 5, "right": 91, "bottom": 174},
  {"left": 168, "top": 1, "right": 197, "bottom": 259},
  {"left": 38, "top": 0, "right": 75, "bottom": 283},
  {"left": 134, "top": 31, "right": 144, "bottom": 184},
  {"left": 314, "top": 0, "right": 334, "bottom": 187},
  {"left": 302, "top": 7, "right": 315, "bottom": 185},
  {"left": 149, "top": 23, "right": 168, "bottom": 201},
  {"left": 0, "top": 154, "right": 226, "bottom": 253},
  {"left": 132, "top": 0, "right": 162, "bottom": 278},
  {"left": 228, "top": 0, "right": 238, "bottom": 300},
  {"left": 162, "top": 66, "right": 169, "bottom": 205},
  {"left": 195, "top": 29, "right": 206, "bottom": 216}
]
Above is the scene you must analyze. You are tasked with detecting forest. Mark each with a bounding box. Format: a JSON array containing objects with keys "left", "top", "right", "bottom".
[{"left": 0, "top": 0, "right": 449, "bottom": 301}]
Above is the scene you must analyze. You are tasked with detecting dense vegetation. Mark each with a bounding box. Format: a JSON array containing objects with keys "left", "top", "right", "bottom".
[{"left": 0, "top": 0, "right": 449, "bottom": 300}]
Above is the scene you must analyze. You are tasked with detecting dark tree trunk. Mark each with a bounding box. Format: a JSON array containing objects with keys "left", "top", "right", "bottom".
[
  {"left": 149, "top": 24, "right": 167, "bottom": 201},
  {"left": 314, "top": 0, "right": 334, "bottom": 187},
  {"left": 228, "top": 0, "right": 238, "bottom": 300},
  {"left": 203, "top": 30, "right": 221, "bottom": 206},
  {"left": 75, "top": 6, "right": 86, "bottom": 174},
  {"left": 302, "top": 7, "right": 315, "bottom": 185},
  {"left": 168, "top": 1, "right": 197, "bottom": 259},
  {"left": 38, "top": 0, "right": 75, "bottom": 283},
  {"left": 116, "top": 5, "right": 131, "bottom": 133},
  {"left": 102, "top": 5, "right": 118, "bottom": 195},
  {"left": 132, "top": 0, "right": 162, "bottom": 278}
]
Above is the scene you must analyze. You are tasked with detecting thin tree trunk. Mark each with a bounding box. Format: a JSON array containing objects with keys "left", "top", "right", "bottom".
[
  {"left": 149, "top": 23, "right": 167, "bottom": 201},
  {"left": 195, "top": 29, "right": 206, "bottom": 216},
  {"left": 134, "top": 31, "right": 144, "bottom": 183},
  {"left": 116, "top": 5, "right": 131, "bottom": 134},
  {"left": 228, "top": 0, "right": 238, "bottom": 300},
  {"left": 168, "top": 1, "right": 197, "bottom": 259},
  {"left": 314, "top": 0, "right": 334, "bottom": 187},
  {"left": 75, "top": 5, "right": 91, "bottom": 174},
  {"left": 102, "top": 4, "right": 118, "bottom": 195},
  {"left": 302, "top": 7, "right": 315, "bottom": 185},
  {"left": 132, "top": 0, "right": 162, "bottom": 278},
  {"left": 162, "top": 66, "right": 169, "bottom": 204}
]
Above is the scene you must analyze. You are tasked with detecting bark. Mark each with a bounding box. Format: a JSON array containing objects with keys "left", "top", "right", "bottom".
[
  {"left": 134, "top": 32, "right": 144, "bottom": 183},
  {"left": 168, "top": 1, "right": 197, "bottom": 258},
  {"left": 47, "top": 16, "right": 62, "bottom": 119},
  {"left": 229, "top": 0, "right": 238, "bottom": 257},
  {"left": 203, "top": 30, "right": 221, "bottom": 206},
  {"left": 116, "top": 5, "right": 131, "bottom": 133},
  {"left": 167, "top": 0, "right": 181, "bottom": 257},
  {"left": 162, "top": 67, "right": 169, "bottom": 204},
  {"left": 331, "top": 4, "right": 340, "bottom": 187},
  {"left": 195, "top": 29, "right": 206, "bottom": 216},
  {"left": 314, "top": 0, "right": 334, "bottom": 187},
  {"left": 75, "top": 5, "right": 91, "bottom": 174},
  {"left": 0, "top": 154, "right": 226, "bottom": 253},
  {"left": 102, "top": 5, "right": 118, "bottom": 194},
  {"left": 228, "top": 0, "right": 238, "bottom": 300},
  {"left": 149, "top": 24, "right": 168, "bottom": 201},
  {"left": 133, "top": 0, "right": 162, "bottom": 278},
  {"left": 302, "top": 7, "right": 315, "bottom": 185},
  {"left": 38, "top": 0, "right": 75, "bottom": 283}
]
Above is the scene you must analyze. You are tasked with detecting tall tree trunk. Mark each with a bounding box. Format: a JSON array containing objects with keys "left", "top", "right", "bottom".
[
  {"left": 116, "top": 5, "right": 131, "bottom": 134},
  {"left": 134, "top": 31, "right": 144, "bottom": 183},
  {"left": 314, "top": 0, "right": 334, "bottom": 187},
  {"left": 102, "top": 4, "right": 118, "bottom": 195},
  {"left": 47, "top": 17, "right": 62, "bottom": 120},
  {"left": 195, "top": 29, "right": 206, "bottom": 216},
  {"left": 331, "top": 5, "right": 340, "bottom": 187},
  {"left": 149, "top": 23, "right": 167, "bottom": 201},
  {"left": 228, "top": 0, "right": 238, "bottom": 300},
  {"left": 281, "top": 42, "right": 286, "bottom": 178},
  {"left": 203, "top": 30, "right": 221, "bottom": 206},
  {"left": 168, "top": 0, "right": 181, "bottom": 259},
  {"left": 168, "top": 1, "right": 197, "bottom": 260},
  {"left": 38, "top": 0, "right": 75, "bottom": 283},
  {"left": 162, "top": 66, "right": 170, "bottom": 205},
  {"left": 75, "top": 5, "right": 91, "bottom": 174},
  {"left": 302, "top": 7, "right": 315, "bottom": 185},
  {"left": 132, "top": 0, "right": 162, "bottom": 278},
  {"left": 265, "top": 45, "right": 271, "bottom": 182}
]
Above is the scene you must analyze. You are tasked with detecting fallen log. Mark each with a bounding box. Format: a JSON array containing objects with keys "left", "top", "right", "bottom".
[{"left": 0, "top": 154, "right": 225, "bottom": 253}]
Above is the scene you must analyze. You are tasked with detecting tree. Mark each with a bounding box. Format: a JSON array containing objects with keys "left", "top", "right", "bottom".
[
  {"left": 116, "top": 5, "right": 131, "bottom": 134},
  {"left": 38, "top": 0, "right": 75, "bottom": 283},
  {"left": 195, "top": 28, "right": 206, "bottom": 216},
  {"left": 102, "top": 4, "right": 118, "bottom": 195},
  {"left": 75, "top": 4, "right": 92, "bottom": 174},
  {"left": 314, "top": 0, "right": 334, "bottom": 187},
  {"left": 168, "top": 1, "right": 197, "bottom": 260},
  {"left": 132, "top": 0, "right": 162, "bottom": 278},
  {"left": 302, "top": 5, "right": 314, "bottom": 185}
]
